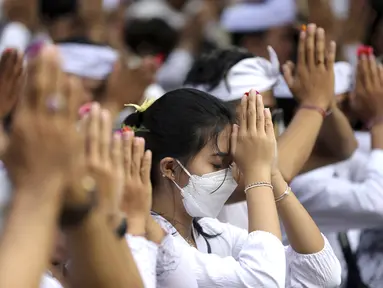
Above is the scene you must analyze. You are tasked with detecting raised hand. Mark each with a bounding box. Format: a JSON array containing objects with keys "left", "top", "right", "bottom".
[
  {"left": 102, "top": 56, "right": 157, "bottom": 116},
  {"left": 283, "top": 24, "right": 336, "bottom": 111},
  {"left": 0, "top": 49, "right": 24, "bottom": 119},
  {"left": 352, "top": 53, "right": 383, "bottom": 123},
  {"left": 81, "top": 103, "right": 124, "bottom": 224},
  {"left": 3, "top": 45, "right": 81, "bottom": 192},
  {"left": 120, "top": 132, "right": 152, "bottom": 236},
  {"left": 3, "top": 0, "right": 39, "bottom": 30},
  {"left": 231, "top": 89, "right": 276, "bottom": 180}
]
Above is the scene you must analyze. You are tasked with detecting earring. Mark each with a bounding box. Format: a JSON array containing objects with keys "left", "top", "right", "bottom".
[{"left": 162, "top": 174, "right": 166, "bottom": 178}]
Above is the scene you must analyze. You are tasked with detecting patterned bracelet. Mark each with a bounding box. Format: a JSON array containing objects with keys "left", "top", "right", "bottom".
[
  {"left": 275, "top": 186, "right": 291, "bottom": 203},
  {"left": 299, "top": 105, "right": 331, "bottom": 119},
  {"left": 244, "top": 182, "right": 273, "bottom": 194}
]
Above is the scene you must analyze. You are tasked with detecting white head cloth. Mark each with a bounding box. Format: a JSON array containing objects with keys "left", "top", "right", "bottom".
[
  {"left": 221, "top": 0, "right": 296, "bottom": 32},
  {"left": 103, "top": 0, "right": 120, "bottom": 12},
  {"left": 273, "top": 61, "right": 353, "bottom": 99},
  {"left": 189, "top": 46, "right": 280, "bottom": 102},
  {"left": 57, "top": 43, "right": 118, "bottom": 80},
  {"left": 126, "top": 1, "right": 185, "bottom": 30}
]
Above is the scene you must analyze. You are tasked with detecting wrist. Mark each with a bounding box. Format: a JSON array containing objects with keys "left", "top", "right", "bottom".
[
  {"left": 367, "top": 116, "right": 383, "bottom": 130},
  {"left": 299, "top": 103, "right": 331, "bottom": 119},
  {"left": 127, "top": 217, "right": 147, "bottom": 237},
  {"left": 243, "top": 168, "right": 271, "bottom": 185}
]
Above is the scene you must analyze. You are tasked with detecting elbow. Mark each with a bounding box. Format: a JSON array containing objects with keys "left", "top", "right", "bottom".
[{"left": 336, "top": 139, "right": 358, "bottom": 161}]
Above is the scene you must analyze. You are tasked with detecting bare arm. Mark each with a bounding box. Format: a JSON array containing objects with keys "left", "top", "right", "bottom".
[
  {"left": 67, "top": 211, "right": 144, "bottom": 288},
  {"left": 301, "top": 103, "right": 358, "bottom": 173},
  {"left": 0, "top": 180, "right": 62, "bottom": 288}
]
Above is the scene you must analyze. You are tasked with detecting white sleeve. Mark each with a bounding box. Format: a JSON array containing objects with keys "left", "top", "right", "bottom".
[
  {"left": 0, "top": 22, "right": 31, "bottom": 53},
  {"left": 40, "top": 275, "right": 63, "bottom": 288},
  {"left": 285, "top": 235, "right": 342, "bottom": 288},
  {"left": 156, "top": 49, "right": 194, "bottom": 91},
  {"left": 126, "top": 235, "right": 158, "bottom": 288},
  {"left": 189, "top": 231, "right": 286, "bottom": 288},
  {"left": 290, "top": 150, "right": 383, "bottom": 231},
  {"left": 156, "top": 234, "right": 199, "bottom": 288}
]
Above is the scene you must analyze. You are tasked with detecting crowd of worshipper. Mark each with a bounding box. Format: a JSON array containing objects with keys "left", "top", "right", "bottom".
[{"left": 1, "top": 0, "right": 383, "bottom": 287}]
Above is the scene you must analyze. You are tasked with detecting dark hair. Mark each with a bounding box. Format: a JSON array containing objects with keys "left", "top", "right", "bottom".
[
  {"left": 184, "top": 48, "right": 253, "bottom": 92},
  {"left": 123, "top": 18, "right": 178, "bottom": 58},
  {"left": 124, "top": 88, "right": 236, "bottom": 187},
  {"left": 124, "top": 88, "right": 235, "bottom": 239},
  {"left": 231, "top": 31, "right": 267, "bottom": 47},
  {"left": 39, "top": 0, "right": 77, "bottom": 21}
]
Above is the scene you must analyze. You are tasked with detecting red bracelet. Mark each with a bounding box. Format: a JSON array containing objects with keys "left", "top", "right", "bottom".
[
  {"left": 299, "top": 105, "right": 331, "bottom": 119},
  {"left": 367, "top": 117, "right": 383, "bottom": 130}
]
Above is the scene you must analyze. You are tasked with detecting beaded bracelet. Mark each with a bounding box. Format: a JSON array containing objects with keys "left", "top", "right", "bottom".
[
  {"left": 275, "top": 186, "right": 291, "bottom": 203},
  {"left": 244, "top": 182, "right": 273, "bottom": 194}
]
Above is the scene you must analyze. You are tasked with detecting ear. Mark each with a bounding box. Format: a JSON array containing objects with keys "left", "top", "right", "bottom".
[{"left": 159, "top": 157, "right": 176, "bottom": 181}]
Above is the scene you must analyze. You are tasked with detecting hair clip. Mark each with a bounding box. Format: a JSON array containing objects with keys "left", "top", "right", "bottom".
[
  {"left": 125, "top": 98, "right": 156, "bottom": 113},
  {"left": 120, "top": 124, "right": 149, "bottom": 133}
]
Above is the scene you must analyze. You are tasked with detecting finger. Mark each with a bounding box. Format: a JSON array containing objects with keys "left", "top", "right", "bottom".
[
  {"left": 368, "top": 54, "right": 379, "bottom": 86},
  {"left": 326, "top": 41, "right": 336, "bottom": 71},
  {"left": 132, "top": 137, "right": 145, "bottom": 177},
  {"left": 247, "top": 90, "right": 256, "bottom": 131},
  {"left": 378, "top": 64, "right": 383, "bottom": 84},
  {"left": 100, "top": 109, "right": 112, "bottom": 163},
  {"left": 306, "top": 23, "right": 317, "bottom": 70},
  {"left": 230, "top": 124, "right": 238, "bottom": 157},
  {"left": 111, "top": 132, "right": 123, "bottom": 170},
  {"left": 37, "top": 46, "right": 63, "bottom": 114},
  {"left": 361, "top": 54, "right": 372, "bottom": 90},
  {"left": 297, "top": 29, "right": 307, "bottom": 68},
  {"left": 239, "top": 94, "right": 248, "bottom": 134},
  {"left": 264, "top": 108, "right": 275, "bottom": 137},
  {"left": 123, "top": 131, "right": 134, "bottom": 176},
  {"left": 315, "top": 27, "right": 325, "bottom": 67},
  {"left": 283, "top": 62, "right": 295, "bottom": 89},
  {"left": 140, "top": 150, "right": 152, "bottom": 185},
  {"left": 256, "top": 93, "right": 265, "bottom": 133},
  {"left": 66, "top": 76, "right": 83, "bottom": 121},
  {"left": 88, "top": 103, "right": 101, "bottom": 164}
]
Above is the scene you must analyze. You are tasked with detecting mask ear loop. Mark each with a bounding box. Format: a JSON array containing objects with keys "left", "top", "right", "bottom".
[{"left": 175, "top": 159, "right": 201, "bottom": 195}]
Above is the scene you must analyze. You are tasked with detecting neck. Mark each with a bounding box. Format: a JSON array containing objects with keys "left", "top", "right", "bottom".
[{"left": 152, "top": 184, "right": 193, "bottom": 240}]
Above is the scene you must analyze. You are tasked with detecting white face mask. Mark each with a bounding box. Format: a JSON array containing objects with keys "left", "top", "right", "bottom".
[{"left": 171, "top": 160, "right": 238, "bottom": 218}]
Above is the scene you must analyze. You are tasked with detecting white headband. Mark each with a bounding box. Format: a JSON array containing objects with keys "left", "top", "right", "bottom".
[
  {"left": 274, "top": 61, "right": 353, "bottom": 99},
  {"left": 190, "top": 46, "right": 280, "bottom": 102},
  {"left": 221, "top": 0, "right": 296, "bottom": 32},
  {"left": 57, "top": 43, "right": 118, "bottom": 80}
]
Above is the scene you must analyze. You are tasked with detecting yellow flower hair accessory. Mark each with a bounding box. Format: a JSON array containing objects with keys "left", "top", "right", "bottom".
[{"left": 124, "top": 98, "right": 156, "bottom": 113}]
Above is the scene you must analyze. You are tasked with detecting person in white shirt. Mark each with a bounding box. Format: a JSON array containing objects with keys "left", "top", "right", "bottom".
[{"left": 122, "top": 88, "right": 341, "bottom": 287}]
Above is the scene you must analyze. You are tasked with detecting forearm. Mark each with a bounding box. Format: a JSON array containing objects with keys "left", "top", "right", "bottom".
[
  {"left": 277, "top": 109, "right": 323, "bottom": 182},
  {"left": 317, "top": 104, "right": 357, "bottom": 159},
  {"left": 245, "top": 170, "right": 281, "bottom": 240},
  {"left": 0, "top": 185, "right": 62, "bottom": 288},
  {"left": 272, "top": 171, "right": 324, "bottom": 254},
  {"left": 67, "top": 212, "right": 144, "bottom": 288}
]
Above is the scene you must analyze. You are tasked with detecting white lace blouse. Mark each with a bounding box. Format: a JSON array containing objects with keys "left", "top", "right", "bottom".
[{"left": 153, "top": 214, "right": 342, "bottom": 288}]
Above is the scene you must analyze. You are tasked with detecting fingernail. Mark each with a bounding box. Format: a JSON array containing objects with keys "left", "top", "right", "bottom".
[
  {"left": 244, "top": 92, "right": 249, "bottom": 97},
  {"left": 114, "top": 131, "right": 122, "bottom": 137},
  {"left": 26, "top": 43, "right": 44, "bottom": 59},
  {"left": 78, "top": 103, "right": 92, "bottom": 117},
  {"left": 255, "top": 91, "right": 260, "bottom": 95},
  {"left": 134, "top": 137, "right": 140, "bottom": 145},
  {"left": 301, "top": 24, "right": 307, "bottom": 32}
]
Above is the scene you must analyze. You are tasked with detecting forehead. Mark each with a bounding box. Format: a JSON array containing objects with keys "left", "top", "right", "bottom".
[{"left": 206, "top": 125, "right": 232, "bottom": 154}]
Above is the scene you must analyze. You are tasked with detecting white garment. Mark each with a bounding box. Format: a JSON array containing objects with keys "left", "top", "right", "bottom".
[
  {"left": 156, "top": 48, "right": 194, "bottom": 91},
  {"left": 126, "top": 235, "right": 159, "bottom": 288},
  {"left": 290, "top": 149, "right": 383, "bottom": 232},
  {"left": 0, "top": 22, "right": 31, "bottom": 53},
  {"left": 40, "top": 275, "right": 62, "bottom": 288},
  {"left": 153, "top": 214, "right": 341, "bottom": 287}
]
